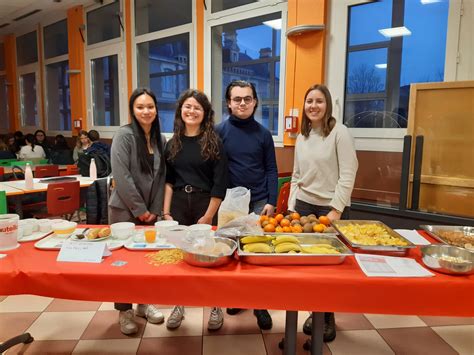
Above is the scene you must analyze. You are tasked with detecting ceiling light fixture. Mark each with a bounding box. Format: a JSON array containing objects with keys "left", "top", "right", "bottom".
[
  {"left": 263, "top": 19, "right": 282, "bottom": 30},
  {"left": 375, "top": 63, "right": 387, "bottom": 69},
  {"left": 421, "top": 0, "right": 442, "bottom": 4},
  {"left": 378, "top": 26, "right": 412, "bottom": 38}
]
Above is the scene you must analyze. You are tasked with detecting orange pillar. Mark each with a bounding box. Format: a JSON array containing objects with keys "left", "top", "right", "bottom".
[
  {"left": 196, "top": 0, "right": 205, "bottom": 90},
  {"left": 4, "top": 35, "right": 19, "bottom": 131},
  {"left": 67, "top": 5, "right": 87, "bottom": 134},
  {"left": 283, "top": 0, "right": 327, "bottom": 146}
]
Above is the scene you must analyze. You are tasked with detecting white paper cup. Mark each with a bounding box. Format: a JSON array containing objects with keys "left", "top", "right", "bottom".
[
  {"left": 19, "top": 220, "right": 33, "bottom": 236},
  {"left": 0, "top": 214, "right": 20, "bottom": 251},
  {"left": 23, "top": 218, "right": 39, "bottom": 232},
  {"left": 38, "top": 219, "right": 52, "bottom": 233}
]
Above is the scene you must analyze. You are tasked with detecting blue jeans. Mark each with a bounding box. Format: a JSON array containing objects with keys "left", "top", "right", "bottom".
[{"left": 249, "top": 199, "right": 267, "bottom": 214}]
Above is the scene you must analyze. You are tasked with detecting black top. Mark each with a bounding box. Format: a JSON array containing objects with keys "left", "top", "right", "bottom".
[
  {"left": 147, "top": 153, "right": 154, "bottom": 173},
  {"left": 165, "top": 134, "right": 228, "bottom": 199},
  {"left": 0, "top": 150, "right": 16, "bottom": 159},
  {"left": 50, "top": 148, "right": 74, "bottom": 165}
]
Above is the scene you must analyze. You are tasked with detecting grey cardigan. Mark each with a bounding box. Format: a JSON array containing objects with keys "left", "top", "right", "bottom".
[{"left": 108, "top": 124, "right": 166, "bottom": 223}]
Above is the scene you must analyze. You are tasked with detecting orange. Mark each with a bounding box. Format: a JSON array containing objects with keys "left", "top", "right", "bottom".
[
  {"left": 319, "top": 216, "right": 331, "bottom": 226},
  {"left": 274, "top": 213, "right": 284, "bottom": 223},
  {"left": 275, "top": 226, "right": 283, "bottom": 233},
  {"left": 263, "top": 223, "right": 276, "bottom": 233},
  {"left": 280, "top": 218, "right": 291, "bottom": 227},
  {"left": 290, "top": 212, "right": 301, "bottom": 220},
  {"left": 291, "top": 225, "right": 303, "bottom": 233},
  {"left": 282, "top": 226, "right": 292, "bottom": 233},
  {"left": 259, "top": 215, "right": 269, "bottom": 224},
  {"left": 268, "top": 217, "right": 277, "bottom": 226},
  {"left": 313, "top": 224, "right": 326, "bottom": 233}
]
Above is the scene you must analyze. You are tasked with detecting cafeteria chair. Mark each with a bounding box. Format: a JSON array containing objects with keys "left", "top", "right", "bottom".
[
  {"left": 0, "top": 333, "right": 34, "bottom": 353},
  {"left": 13, "top": 160, "right": 33, "bottom": 166},
  {"left": 0, "top": 166, "right": 4, "bottom": 181},
  {"left": 60, "top": 164, "right": 79, "bottom": 176},
  {"left": 275, "top": 181, "right": 290, "bottom": 214},
  {"left": 34, "top": 164, "right": 59, "bottom": 178},
  {"left": 0, "top": 158, "right": 17, "bottom": 166},
  {"left": 0, "top": 190, "right": 6, "bottom": 213},
  {"left": 37, "top": 181, "right": 81, "bottom": 221}
]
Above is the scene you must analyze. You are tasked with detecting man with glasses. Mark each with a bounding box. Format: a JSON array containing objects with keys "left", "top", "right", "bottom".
[{"left": 216, "top": 80, "right": 278, "bottom": 330}]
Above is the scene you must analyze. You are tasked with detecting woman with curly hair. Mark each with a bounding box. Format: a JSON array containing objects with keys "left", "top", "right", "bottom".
[{"left": 162, "top": 89, "right": 228, "bottom": 331}]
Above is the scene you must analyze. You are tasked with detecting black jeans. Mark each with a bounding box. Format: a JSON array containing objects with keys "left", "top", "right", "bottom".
[
  {"left": 294, "top": 199, "right": 351, "bottom": 220},
  {"left": 171, "top": 189, "right": 216, "bottom": 226}
]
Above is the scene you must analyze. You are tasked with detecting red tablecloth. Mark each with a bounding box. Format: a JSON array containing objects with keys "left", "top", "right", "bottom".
[{"left": 1, "top": 232, "right": 473, "bottom": 317}]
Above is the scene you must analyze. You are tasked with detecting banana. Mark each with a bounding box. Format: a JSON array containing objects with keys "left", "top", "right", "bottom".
[
  {"left": 301, "top": 245, "right": 340, "bottom": 254},
  {"left": 243, "top": 243, "right": 273, "bottom": 253},
  {"left": 240, "top": 235, "right": 274, "bottom": 244},
  {"left": 272, "top": 235, "right": 299, "bottom": 245},
  {"left": 275, "top": 242, "right": 302, "bottom": 253}
]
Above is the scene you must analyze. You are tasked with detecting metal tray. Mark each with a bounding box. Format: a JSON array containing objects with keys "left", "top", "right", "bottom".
[
  {"left": 332, "top": 220, "right": 416, "bottom": 256},
  {"left": 237, "top": 234, "right": 353, "bottom": 265},
  {"left": 420, "top": 225, "right": 474, "bottom": 250}
]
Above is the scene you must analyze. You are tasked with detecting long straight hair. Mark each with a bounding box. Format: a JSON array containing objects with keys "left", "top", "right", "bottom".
[
  {"left": 25, "top": 134, "right": 36, "bottom": 152},
  {"left": 167, "top": 89, "right": 220, "bottom": 162},
  {"left": 128, "top": 88, "right": 165, "bottom": 175},
  {"left": 300, "top": 84, "right": 336, "bottom": 138}
]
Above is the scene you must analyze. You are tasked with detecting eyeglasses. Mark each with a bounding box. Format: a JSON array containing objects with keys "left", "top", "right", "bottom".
[{"left": 231, "top": 96, "right": 254, "bottom": 104}]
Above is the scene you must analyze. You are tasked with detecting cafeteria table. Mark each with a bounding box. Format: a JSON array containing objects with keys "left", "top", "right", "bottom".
[
  {"left": 0, "top": 230, "right": 473, "bottom": 355},
  {"left": 1, "top": 164, "right": 68, "bottom": 175}
]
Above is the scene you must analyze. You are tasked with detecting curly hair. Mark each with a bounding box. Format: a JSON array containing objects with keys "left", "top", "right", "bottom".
[
  {"left": 300, "top": 84, "right": 336, "bottom": 138},
  {"left": 167, "top": 89, "right": 220, "bottom": 162}
]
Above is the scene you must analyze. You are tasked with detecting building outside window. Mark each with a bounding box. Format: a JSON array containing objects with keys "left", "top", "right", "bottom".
[
  {"left": 43, "top": 19, "right": 71, "bottom": 132},
  {"left": 208, "top": 1, "right": 287, "bottom": 139},
  {"left": 135, "top": 0, "right": 193, "bottom": 133},
  {"left": 344, "top": 0, "right": 449, "bottom": 128}
]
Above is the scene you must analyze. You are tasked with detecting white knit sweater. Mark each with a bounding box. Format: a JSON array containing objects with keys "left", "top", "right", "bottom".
[{"left": 288, "top": 122, "right": 358, "bottom": 213}]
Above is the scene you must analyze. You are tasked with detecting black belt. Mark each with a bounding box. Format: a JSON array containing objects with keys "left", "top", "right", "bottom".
[{"left": 175, "top": 185, "right": 207, "bottom": 193}]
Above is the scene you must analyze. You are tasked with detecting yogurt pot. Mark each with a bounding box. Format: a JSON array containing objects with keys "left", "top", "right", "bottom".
[
  {"left": 38, "top": 219, "right": 52, "bottom": 233},
  {"left": 0, "top": 214, "right": 20, "bottom": 251},
  {"left": 22, "top": 218, "right": 39, "bottom": 232},
  {"left": 155, "top": 220, "right": 179, "bottom": 239},
  {"left": 19, "top": 220, "right": 34, "bottom": 236}
]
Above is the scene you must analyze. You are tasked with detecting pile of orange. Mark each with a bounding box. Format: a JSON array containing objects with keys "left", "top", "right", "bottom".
[{"left": 259, "top": 212, "right": 331, "bottom": 233}]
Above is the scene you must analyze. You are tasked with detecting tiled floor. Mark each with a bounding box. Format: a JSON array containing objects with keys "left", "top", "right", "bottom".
[{"left": 1, "top": 295, "right": 473, "bottom": 354}]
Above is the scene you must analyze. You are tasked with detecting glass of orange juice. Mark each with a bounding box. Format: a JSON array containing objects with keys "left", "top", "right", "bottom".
[{"left": 144, "top": 228, "right": 156, "bottom": 243}]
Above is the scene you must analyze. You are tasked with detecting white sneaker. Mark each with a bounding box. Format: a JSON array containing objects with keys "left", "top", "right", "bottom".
[
  {"left": 136, "top": 304, "right": 164, "bottom": 324},
  {"left": 166, "top": 306, "right": 185, "bottom": 329},
  {"left": 119, "top": 309, "right": 138, "bottom": 335},
  {"left": 208, "top": 307, "right": 224, "bottom": 330}
]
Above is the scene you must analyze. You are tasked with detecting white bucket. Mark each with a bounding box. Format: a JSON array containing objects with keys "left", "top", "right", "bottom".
[{"left": 0, "top": 214, "right": 20, "bottom": 251}]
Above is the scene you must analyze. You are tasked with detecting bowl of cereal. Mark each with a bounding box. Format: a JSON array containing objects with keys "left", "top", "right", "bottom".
[{"left": 421, "top": 244, "right": 474, "bottom": 275}]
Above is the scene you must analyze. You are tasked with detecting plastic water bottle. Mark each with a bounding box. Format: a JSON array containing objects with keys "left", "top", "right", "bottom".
[
  {"left": 89, "top": 158, "right": 97, "bottom": 180},
  {"left": 25, "top": 163, "right": 34, "bottom": 189}
]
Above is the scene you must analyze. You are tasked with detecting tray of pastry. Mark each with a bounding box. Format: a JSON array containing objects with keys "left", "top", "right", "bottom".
[
  {"left": 236, "top": 234, "right": 353, "bottom": 265},
  {"left": 420, "top": 225, "right": 474, "bottom": 250},
  {"left": 331, "top": 220, "right": 416, "bottom": 256}
]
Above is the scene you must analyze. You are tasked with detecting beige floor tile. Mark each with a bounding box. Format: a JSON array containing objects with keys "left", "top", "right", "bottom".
[
  {"left": 72, "top": 338, "right": 141, "bottom": 354},
  {"left": 45, "top": 299, "right": 102, "bottom": 312},
  {"left": 25, "top": 311, "right": 95, "bottom": 340},
  {"left": 364, "top": 314, "right": 426, "bottom": 329},
  {"left": 261, "top": 310, "right": 309, "bottom": 334},
  {"left": 138, "top": 336, "right": 202, "bottom": 355},
  {"left": 203, "top": 334, "right": 266, "bottom": 355},
  {"left": 5, "top": 340, "right": 78, "bottom": 354},
  {"left": 327, "top": 330, "right": 395, "bottom": 355},
  {"left": 142, "top": 307, "right": 203, "bottom": 338},
  {"left": 0, "top": 295, "right": 53, "bottom": 313},
  {"left": 98, "top": 302, "right": 116, "bottom": 311},
  {"left": 432, "top": 325, "right": 474, "bottom": 355},
  {"left": 419, "top": 315, "right": 474, "bottom": 326},
  {"left": 0, "top": 312, "right": 40, "bottom": 341}
]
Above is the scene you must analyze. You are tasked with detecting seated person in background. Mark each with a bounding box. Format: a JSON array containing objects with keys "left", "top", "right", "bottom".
[
  {"left": 50, "top": 134, "right": 74, "bottom": 165},
  {"left": 73, "top": 130, "right": 91, "bottom": 163},
  {"left": 0, "top": 138, "right": 17, "bottom": 159},
  {"left": 34, "top": 130, "right": 52, "bottom": 160},
  {"left": 85, "top": 130, "right": 110, "bottom": 157},
  {"left": 14, "top": 130, "right": 25, "bottom": 147},
  {"left": 18, "top": 134, "right": 46, "bottom": 160}
]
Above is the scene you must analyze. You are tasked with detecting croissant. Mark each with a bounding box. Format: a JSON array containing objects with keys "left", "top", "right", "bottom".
[{"left": 98, "top": 227, "right": 111, "bottom": 238}]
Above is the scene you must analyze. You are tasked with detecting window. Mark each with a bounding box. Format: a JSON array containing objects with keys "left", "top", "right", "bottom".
[
  {"left": 0, "top": 75, "right": 8, "bottom": 131},
  {"left": 87, "top": 2, "right": 121, "bottom": 45},
  {"left": 134, "top": 0, "right": 193, "bottom": 133},
  {"left": 91, "top": 55, "right": 120, "bottom": 127},
  {"left": 135, "top": 0, "right": 192, "bottom": 35},
  {"left": 344, "top": 0, "right": 449, "bottom": 128},
  {"left": 19, "top": 72, "right": 38, "bottom": 126},
  {"left": 136, "top": 34, "right": 190, "bottom": 133},
  {"left": 44, "top": 20, "right": 68, "bottom": 59},
  {"left": 209, "top": 10, "right": 285, "bottom": 136},
  {"left": 211, "top": 0, "right": 258, "bottom": 13},
  {"left": 16, "top": 31, "right": 38, "bottom": 66},
  {"left": 45, "top": 61, "right": 70, "bottom": 131}
]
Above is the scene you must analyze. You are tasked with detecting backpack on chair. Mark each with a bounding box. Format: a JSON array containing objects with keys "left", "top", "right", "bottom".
[{"left": 77, "top": 151, "right": 111, "bottom": 178}]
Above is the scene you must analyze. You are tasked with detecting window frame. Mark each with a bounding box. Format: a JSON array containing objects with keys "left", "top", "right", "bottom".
[
  {"left": 131, "top": 0, "right": 196, "bottom": 138},
  {"left": 204, "top": 0, "right": 288, "bottom": 144},
  {"left": 0, "top": 72, "right": 9, "bottom": 134},
  {"left": 85, "top": 1, "right": 127, "bottom": 139}
]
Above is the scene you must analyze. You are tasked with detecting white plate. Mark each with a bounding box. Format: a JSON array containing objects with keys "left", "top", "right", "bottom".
[
  {"left": 124, "top": 240, "right": 176, "bottom": 251},
  {"left": 18, "top": 231, "right": 53, "bottom": 242},
  {"left": 70, "top": 234, "right": 110, "bottom": 242}
]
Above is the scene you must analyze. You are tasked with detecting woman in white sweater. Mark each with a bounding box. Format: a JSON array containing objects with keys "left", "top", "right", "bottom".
[
  {"left": 288, "top": 84, "right": 358, "bottom": 343},
  {"left": 18, "top": 133, "right": 46, "bottom": 160}
]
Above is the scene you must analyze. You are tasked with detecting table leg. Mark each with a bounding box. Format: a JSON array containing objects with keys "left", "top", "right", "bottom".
[
  {"left": 311, "top": 312, "right": 324, "bottom": 355},
  {"left": 284, "top": 310, "right": 298, "bottom": 355}
]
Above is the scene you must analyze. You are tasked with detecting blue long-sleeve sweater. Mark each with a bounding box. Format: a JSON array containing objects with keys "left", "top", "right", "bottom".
[{"left": 216, "top": 115, "right": 278, "bottom": 205}]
